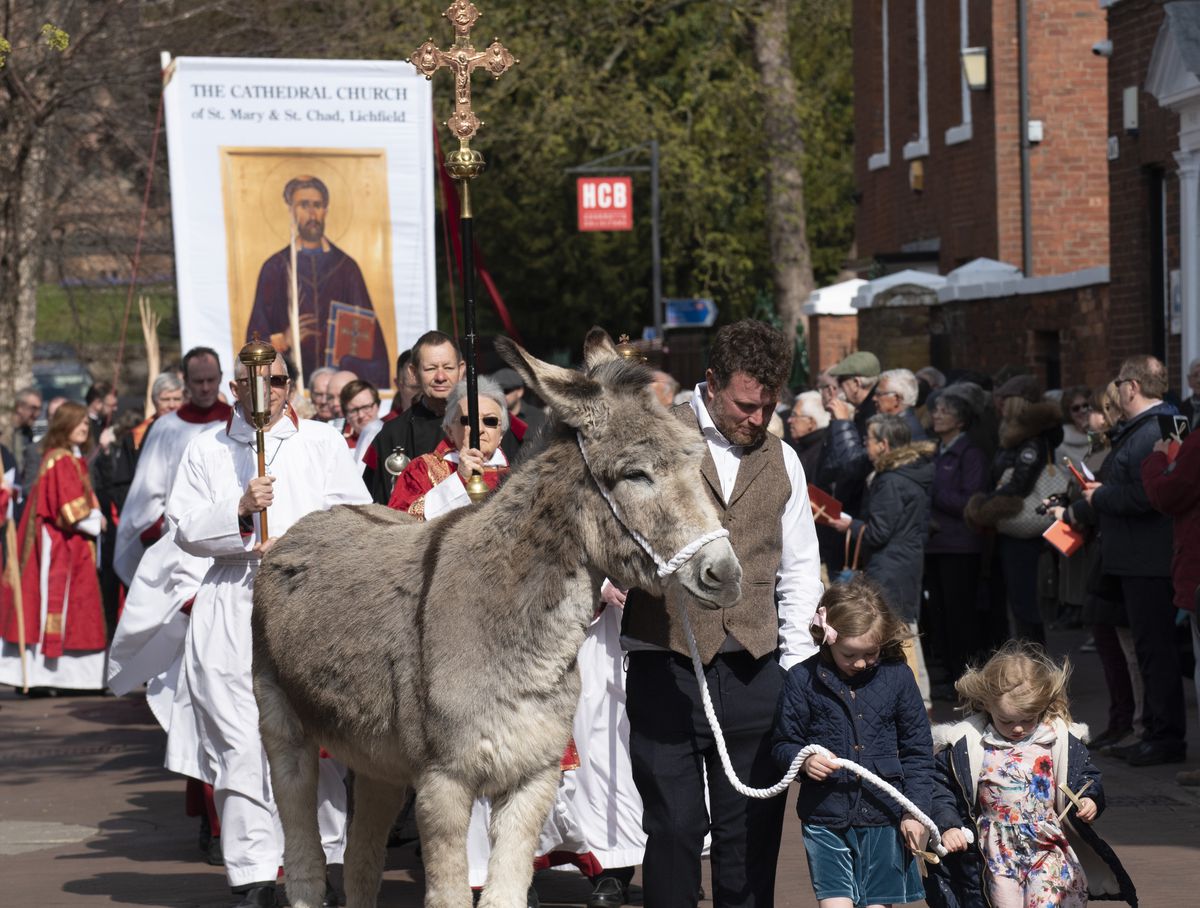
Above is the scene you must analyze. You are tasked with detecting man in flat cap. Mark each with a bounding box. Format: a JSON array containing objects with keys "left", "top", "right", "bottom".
[{"left": 822, "top": 350, "right": 883, "bottom": 539}]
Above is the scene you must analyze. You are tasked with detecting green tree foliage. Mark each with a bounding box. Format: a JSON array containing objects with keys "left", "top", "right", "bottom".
[
  {"left": 321, "top": 0, "right": 853, "bottom": 356},
  {"left": 6, "top": 1, "right": 854, "bottom": 368}
]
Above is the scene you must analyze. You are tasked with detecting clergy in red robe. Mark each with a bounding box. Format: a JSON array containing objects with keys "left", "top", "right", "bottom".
[
  {"left": 0, "top": 401, "right": 106, "bottom": 691},
  {"left": 386, "top": 377, "right": 510, "bottom": 520}
]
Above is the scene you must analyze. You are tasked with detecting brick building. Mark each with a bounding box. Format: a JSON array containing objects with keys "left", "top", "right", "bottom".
[
  {"left": 852, "top": 0, "right": 1109, "bottom": 276},
  {"left": 820, "top": 0, "right": 1121, "bottom": 390},
  {"left": 1114, "top": 0, "right": 1198, "bottom": 389}
]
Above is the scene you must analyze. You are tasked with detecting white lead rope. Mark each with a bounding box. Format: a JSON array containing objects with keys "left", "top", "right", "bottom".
[
  {"left": 575, "top": 433, "right": 970, "bottom": 857},
  {"left": 677, "top": 603, "right": 969, "bottom": 857}
]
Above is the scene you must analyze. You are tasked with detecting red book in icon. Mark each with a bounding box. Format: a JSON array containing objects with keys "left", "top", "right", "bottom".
[{"left": 326, "top": 301, "right": 377, "bottom": 364}]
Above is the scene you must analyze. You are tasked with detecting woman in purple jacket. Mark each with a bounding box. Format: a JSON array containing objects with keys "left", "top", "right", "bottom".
[{"left": 924, "top": 385, "right": 990, "bottom": 696}]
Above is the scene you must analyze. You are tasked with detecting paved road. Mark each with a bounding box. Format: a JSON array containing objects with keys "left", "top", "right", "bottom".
[{"left": 2, "top": 629, "right": 1197, "bottom": 906}]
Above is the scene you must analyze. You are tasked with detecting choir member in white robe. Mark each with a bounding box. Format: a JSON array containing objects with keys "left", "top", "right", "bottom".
[
  {"left": 112, "top": 348, "right": 232, "bottom": 586},
  {"left": 164, "top": 355, "right": 369, "bottom": 906}
]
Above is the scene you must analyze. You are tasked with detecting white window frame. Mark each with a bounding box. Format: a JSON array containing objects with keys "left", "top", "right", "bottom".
[
  {"left": 945, "top": 0, "right": 974, "bottom": 145},
  {"left": 903, "top": 0, "right": 930, "bottom": 159},
  {"left": 868, "top": 0, "right": 891, "bottom": 170}
]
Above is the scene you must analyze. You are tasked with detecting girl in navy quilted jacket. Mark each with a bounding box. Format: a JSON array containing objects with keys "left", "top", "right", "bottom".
[
  {"left": 926, "top": 643, "right": 1136, "bottom": 908},
  {"left": 772, "top": 577, "right": 935, "bottom": 908}
]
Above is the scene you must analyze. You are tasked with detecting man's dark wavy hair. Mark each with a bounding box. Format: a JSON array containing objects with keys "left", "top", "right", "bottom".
[
  {"left": 283, "top": 175, "right": 330, "bottom": 206},
  {"left": 708, "top": 319, "right": 791, "bottom": 393}
]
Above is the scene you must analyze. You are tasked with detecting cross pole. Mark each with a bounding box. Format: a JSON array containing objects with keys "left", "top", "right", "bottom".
[{"left": 412, "top": 2, "right": 517, "bottom": 502}]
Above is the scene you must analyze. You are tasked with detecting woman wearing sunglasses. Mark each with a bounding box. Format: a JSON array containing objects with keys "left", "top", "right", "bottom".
[{"left": 387, "top": 376, "right": 510, "bottom": 518}]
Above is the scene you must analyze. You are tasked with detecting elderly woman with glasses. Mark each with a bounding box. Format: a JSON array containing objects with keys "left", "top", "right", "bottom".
[{"left": 387, "top": 376, "right": 510, "bottom": 518}]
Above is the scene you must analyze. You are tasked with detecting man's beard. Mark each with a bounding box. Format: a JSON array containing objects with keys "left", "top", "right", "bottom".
[
  {"left": 298, "top": 220, "right": 324, "bottom": 243},
  {"left": 709, "top": 399, "right": 766, "bottom": 446},
  {"left": 723, "top": 423, "right": 766, "bottom": 446}
]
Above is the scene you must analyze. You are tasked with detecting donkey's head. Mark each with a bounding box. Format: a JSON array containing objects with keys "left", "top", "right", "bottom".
[{"left": 497, "top": 331, "right": 741, "bottom": 608}]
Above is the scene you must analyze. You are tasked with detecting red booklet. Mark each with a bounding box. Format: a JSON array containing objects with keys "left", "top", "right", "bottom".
[
  {"left": 1043, "top": 519, "right": 1085, "bottom": 557},
  {"left": 808, "top": 484, "right": 842, "bottom": 526}
]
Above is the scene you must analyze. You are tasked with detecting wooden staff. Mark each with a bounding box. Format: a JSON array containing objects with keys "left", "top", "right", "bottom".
[
  {"left": 4, "top": 517, "right": 28, "bottom": 692},
  {"left": 254, "top": 427, "right": 269, "bottom": 542},
  {"left": 288, "top": 216, "right": 306, "bottom": 393}
]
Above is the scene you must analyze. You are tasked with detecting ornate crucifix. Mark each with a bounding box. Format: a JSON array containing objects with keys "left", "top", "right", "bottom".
[
  {"left": 411, "top": 1, "right": 516, "bottom": 501},
  {"left": 412, "top": 1, "right": 517, "bottom": 145}
]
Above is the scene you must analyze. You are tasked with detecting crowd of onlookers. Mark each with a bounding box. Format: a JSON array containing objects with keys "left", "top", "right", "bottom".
[
  {"left": 1, "top": 342, "right": 545, "bottom": 647},
  {"left": 780, "top": 350, "right": 1200, "bottom": 783}
]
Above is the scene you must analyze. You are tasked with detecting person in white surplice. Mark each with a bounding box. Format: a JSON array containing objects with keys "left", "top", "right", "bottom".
[{"left": 164, "top": 354, "right": 370, "bottom": 908}]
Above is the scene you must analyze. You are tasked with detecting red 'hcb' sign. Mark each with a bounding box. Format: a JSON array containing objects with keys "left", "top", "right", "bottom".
[{"left": 577, "top": 177, "right": 633, "bottom": 232}]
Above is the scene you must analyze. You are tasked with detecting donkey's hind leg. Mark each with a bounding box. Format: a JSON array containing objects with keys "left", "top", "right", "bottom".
[
  {"left": 342, "top": 774, "right": 407, "bottom": 908},
  {"left": 479, "top": 764, "right": 559, "bottom": 908},
  {"left": 415, "top": 771, "right": 476, "bottom": 908},
  {"left": 257, "top": 678, "right": 325, "bottom": 908}
]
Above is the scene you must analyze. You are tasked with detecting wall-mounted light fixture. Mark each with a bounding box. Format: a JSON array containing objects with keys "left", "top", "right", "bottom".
[{"left": 961, "top": 46, "right": 989, "bottom": 91}]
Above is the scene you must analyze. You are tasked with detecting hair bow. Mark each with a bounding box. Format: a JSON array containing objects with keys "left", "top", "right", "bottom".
[{"left": 811, "top": 606, "right": 838, "bottom": 645}]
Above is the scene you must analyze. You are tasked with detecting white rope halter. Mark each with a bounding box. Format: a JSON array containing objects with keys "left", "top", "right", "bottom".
[
  {"left": 575, "top": 432, "right": 729, "bottom": 577},
  {"left": 575, "top": 432, "right": 973, "bottom": 858}
]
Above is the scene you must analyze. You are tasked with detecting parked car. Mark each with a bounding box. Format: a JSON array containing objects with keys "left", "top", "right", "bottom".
[{"left": 31, "top": 344, "right": 93, "bottom": 440}]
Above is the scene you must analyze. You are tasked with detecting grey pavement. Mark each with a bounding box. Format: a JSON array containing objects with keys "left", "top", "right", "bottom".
[{"left": 1, "top": 627, "right": 1198, "bottom": 906}]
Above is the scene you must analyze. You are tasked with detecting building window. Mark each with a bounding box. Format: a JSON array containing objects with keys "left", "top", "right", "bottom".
[
  {"left": 868, "top": 0, "right": 891, "bottom": 171},
  {"left": 945, "top": 0, "right": 973, "bottom": 145},
  {"left": 903, "top": 0, "right": 930, "bottom": 159}
]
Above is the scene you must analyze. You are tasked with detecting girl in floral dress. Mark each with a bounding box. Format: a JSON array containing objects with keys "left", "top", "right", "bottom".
[{"left": 925, "top": 643, "right": 1136, "bottom": 908}]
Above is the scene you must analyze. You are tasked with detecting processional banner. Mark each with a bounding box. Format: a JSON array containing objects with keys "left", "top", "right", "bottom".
[{"left": 162, "top": 56, "right": 437, "bottom": 394}]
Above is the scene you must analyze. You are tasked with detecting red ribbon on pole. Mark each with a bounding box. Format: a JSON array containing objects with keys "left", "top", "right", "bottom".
[{"left": 433, "top": 128, "right": 523, "bottom": 344}]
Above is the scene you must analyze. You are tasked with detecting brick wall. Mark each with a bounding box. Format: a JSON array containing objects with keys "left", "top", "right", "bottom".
[
  {"left": 808, "top": 314, "right": 859, "bottom": 373},
  {"left": 856, "top": 305, "right": 933, "bottom": 372},
  {"left": 854, "top": 0, "right": 1108, "bottom": 275},
  {"left": 855, "top": 281, "right": 1112, "bottom": 391},
  {"left": 1024, "top": 0, "right": 1109, "bottom": 274},
  {"left": 1107, "top": 0, "right": 1182, "bottom": 378}
]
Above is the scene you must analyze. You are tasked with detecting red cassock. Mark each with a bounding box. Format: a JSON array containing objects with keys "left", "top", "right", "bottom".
[
  {"left": 1, "top": 448, "right": 106, "bottom": 656},
  {"left": 387, "top": 438, "right": 506, "bottom": 519}
]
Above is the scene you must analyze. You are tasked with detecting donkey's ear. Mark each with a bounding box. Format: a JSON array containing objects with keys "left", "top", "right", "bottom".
[
  {"left": 495, "top": 336, "right": 605, "bottom": 430},
  {"left": 583, "top": 327, "right": 619, "bottom": 371}
]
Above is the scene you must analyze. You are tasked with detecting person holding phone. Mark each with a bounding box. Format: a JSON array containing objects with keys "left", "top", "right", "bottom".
[{"left": 1083, "top": 356, "right": 1185, "bottom": 768}]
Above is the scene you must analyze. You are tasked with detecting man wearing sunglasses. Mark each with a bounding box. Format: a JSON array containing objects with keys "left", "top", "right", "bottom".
[{"left": 160, "top": 353, "right": 370, "bottom": 908}]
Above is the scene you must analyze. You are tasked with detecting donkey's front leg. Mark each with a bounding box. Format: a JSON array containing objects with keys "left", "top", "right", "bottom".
[
  {"left": 479, "top": 764, "right": 559, "bottom": 908},
  {"left": 415, "top": 771, "right": 475, "bottom": 908}
]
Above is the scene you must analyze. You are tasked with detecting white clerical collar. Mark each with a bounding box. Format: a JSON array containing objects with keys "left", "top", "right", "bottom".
[{"left": 227, "top": 404, "right": 300, "bottom": 445}]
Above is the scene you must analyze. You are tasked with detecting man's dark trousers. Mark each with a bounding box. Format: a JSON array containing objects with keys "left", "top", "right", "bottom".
[
  {"left": 626, "top": 650, "right": 786, "bottom": 908},
  {"left": 1120, "top": 575, "right": 1186, "bottom": 743}
]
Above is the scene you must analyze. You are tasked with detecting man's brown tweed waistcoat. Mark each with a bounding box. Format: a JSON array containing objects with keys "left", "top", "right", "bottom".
[{"left": 623, "top": 402, "right": 790, "bottom": 664}]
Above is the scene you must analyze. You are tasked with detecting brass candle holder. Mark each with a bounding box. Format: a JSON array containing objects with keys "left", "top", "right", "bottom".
[{"left": 238, "top": 333, "right": 277, "bottom": 541}]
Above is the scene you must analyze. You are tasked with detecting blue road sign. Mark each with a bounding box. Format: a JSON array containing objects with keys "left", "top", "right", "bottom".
[{"left": 664, "top": 297, "right": 718, "bottom": 328}]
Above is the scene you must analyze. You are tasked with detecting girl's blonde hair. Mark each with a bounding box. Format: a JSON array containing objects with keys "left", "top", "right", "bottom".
[
  {"left": 955, "top": 641, "right": 1073, "bottom": 724},
  {"left": 811, "top": 576, "right": 911, "bottom": 662}
]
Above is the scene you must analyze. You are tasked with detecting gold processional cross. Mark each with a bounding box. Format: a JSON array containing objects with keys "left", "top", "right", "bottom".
[{"left": 411, "top": 0, "right": 517, "bottom": 146}]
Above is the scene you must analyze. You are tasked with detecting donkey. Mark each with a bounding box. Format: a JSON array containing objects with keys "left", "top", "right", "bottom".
[{"left": 251, "top": 330, "right": 742, "bottom": 908}]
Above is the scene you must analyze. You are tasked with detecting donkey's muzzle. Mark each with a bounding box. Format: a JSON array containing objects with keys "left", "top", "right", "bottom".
[{"left": 680, "top": 536, "right": 742, "bottom": 609}]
